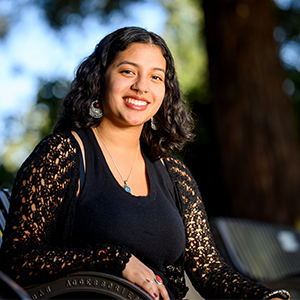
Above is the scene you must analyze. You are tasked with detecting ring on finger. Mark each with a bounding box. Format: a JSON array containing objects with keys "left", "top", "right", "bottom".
[
  {"left": 145, "top": 278, "right": 153, "bottom": 283},
  {"left": 154, "top": 275, "right": 163, "bottom": 285}
]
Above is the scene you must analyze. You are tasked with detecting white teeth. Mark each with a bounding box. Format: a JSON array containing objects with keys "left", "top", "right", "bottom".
[{"left": 124, "top": 98, "right": 147, "bottom": 106}]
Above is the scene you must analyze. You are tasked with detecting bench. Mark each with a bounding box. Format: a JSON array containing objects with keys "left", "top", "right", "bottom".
[
  {"left": 210, "top": 217, "right": 300, "bottom": 299},
  {"left": 0, "top": 189, "right": 151, "bottom": 299}
]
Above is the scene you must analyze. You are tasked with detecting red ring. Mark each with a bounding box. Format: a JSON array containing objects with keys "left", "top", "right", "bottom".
[{"left": 154, "top": 275, "right": 163, "bottom": 284}]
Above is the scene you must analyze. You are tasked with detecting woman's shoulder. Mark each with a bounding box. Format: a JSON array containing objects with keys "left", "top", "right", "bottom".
[
  {"left": 34, "top": 131, "right": 79, "bottom": 154},
  {"left": 12, "top": 131, "right": 81, "bottom": 202},
  {"left": 164, "top": 154, "right": 193, "bottom": 179},
  {"left": 38, "top": 131, "right": 76, "bottom": 145},
  {"left": 164, "top": 154, "right": 185, "bottom": 166},
  {"left": 164, "top": 154, "right": 202, "bottom": 199},
  {"left": 21, "top": 131, "right": 80, "bottom": 170}
]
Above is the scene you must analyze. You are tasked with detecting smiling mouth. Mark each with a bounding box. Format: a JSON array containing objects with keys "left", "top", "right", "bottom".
[{"left": 124, "top": 98, "right": 148, "bottom": 106}]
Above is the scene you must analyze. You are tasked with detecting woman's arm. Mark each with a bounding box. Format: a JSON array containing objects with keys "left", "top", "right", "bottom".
[
  {"left": 165, "top": 155, "right": 277, "bottom": 299},
  {"left": 0, "top": 132, "right": 131, "bottom": 286}
]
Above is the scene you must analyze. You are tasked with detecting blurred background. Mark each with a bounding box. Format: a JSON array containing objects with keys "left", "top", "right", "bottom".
[{"left": 1, "top": 0, "right": 300, "bottom": 227}]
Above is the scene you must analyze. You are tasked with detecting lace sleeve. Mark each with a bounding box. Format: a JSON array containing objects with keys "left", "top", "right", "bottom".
[
  {"left": 165, "top": 156, "right": 273, "bottom": 299},
  {"left": 0, "top": 133, "right": 131, "bottom": 286}
]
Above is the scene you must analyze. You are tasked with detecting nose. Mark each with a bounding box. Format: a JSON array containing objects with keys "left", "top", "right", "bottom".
[{"left": 132, "top": 78, "right": 149, "bottom": 95}]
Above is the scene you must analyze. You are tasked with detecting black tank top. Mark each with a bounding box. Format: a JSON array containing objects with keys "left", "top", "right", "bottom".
[{"left": 72, "top": 129, "right": 185, "bottom": 293}]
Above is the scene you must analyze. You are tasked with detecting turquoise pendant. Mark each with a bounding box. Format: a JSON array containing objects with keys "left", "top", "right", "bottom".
[
  {"left": 123, "top": 181, "right": 131, "bottom": 193},
  {"left": 124, "top": 185, "right": 131, "bottom": 193}
]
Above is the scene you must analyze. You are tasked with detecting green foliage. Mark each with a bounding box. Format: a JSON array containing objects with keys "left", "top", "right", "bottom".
[
  {"left": 0, "top": 164, "right": 15, "bottom": 190},
  {"left": 36, "top": 79, "right": 69, "bottom": 136},
  {"left": 0, "top": 0, "right": 149, "bottom": 188},
  {"left": 272, "top": 0, "right": 300, "bottom": 135},
  {"left": 0, "top": 0, "right": 147, "bottom": 38},
  {"left": 161, "top": 0, "right": 207, "bottom": 95},
  {"left": 3, "top": 0, "right": 300, "bottom": 220},
  {"left": 32, "top": 0, "right": 147, "bottom": 29},
  {"left": 0, "top": 0, "right": 209, "bottom": 190},
  {"left": 0, "top": 15, "right": 9, "bottom": 38},
  {"left": 158, "top": 0, "right": 222, "bottom": 216},
  {"left": 0, "top": 79, "right": 68, "bottom": 180}
]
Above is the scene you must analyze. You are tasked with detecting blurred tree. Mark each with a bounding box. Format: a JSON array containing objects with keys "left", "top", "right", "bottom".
[
  {"left": 159, "top": 0, "right": 224, "bottom": 217},
  {"left": 202, "top": 0, "right": 300, "bottom": 226},
  {"left": 33, "top": 0, "right": 147, "bottom": 29},
  {"left": 2, "top": 0, "right": 300, "bottom": 227},
  {"left": 0, "top": 0, "right": 211, "bottom": 195},
  {"left": 0, "top": 0, "right": 151, "bottom": 189},
  {"left": 36, "top": 79, "right": 69, "bottom": 136},
  {"left": 0, "top": 0, "right": 146, "bottom": 36},
  {"left": 0, "top": 79, "right": 69, "bottom": 189},
  {"left": 272, "top": 0, "right": 300, "bottom": 134}
]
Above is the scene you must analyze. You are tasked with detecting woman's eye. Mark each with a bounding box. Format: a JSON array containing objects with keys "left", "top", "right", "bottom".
[
  {"left": 152, "top": 75, "right": 163, "bottom": 81},
  {"left": 121, "top": 70, "right": 134, "bottom": 75}
]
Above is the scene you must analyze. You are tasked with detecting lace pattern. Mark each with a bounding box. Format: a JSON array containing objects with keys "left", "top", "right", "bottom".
[
  {"left": 0, "top": 132, "right": 131, "bottom": 286},
  {"left": 0, "top": 132, "right": 274, "bottom": 299},
  {"left": 165, "top": 155, "right": 273, "bottom": 299}
]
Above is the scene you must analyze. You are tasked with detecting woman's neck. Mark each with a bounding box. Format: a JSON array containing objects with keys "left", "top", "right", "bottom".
[
  {"left": 95, "top": 119, "right": 142, "bottom": 152},
  {"left": 93, "top": 119, "right": 148, "bottom": 196}
]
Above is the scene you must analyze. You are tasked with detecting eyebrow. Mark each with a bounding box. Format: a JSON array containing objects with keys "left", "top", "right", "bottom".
[{"left": 116, "top": 61, "right": 165, "bottom": 73}]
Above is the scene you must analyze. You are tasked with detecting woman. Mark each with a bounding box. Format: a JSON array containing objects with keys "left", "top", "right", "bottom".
[{"left": 0, "top": 27, "right": 289, "bottom": 300}]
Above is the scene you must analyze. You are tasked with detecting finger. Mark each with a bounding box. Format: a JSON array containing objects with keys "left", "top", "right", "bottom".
[
  {"left": 144, "top": 271, "right": 160, "bottom": 299},
  {"left": 157, "top": 283, "right": 170, "bottom": 300},
  {"left": 145, "top": 278, "right": 153, "bottom": 283},
  {"left": 139, "top": 277, "right": 160, "bottom": 299},
  {"left": 152, "top": 275, "right": 170, "bottom": 300}
]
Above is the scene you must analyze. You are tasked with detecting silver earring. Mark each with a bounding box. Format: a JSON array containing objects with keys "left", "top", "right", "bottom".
[
  {"left": 151, "top": 116, "right": 159, "bottom": 130},
  {"left": 89, "top": 100, "right": 103, "bottom": 118}
]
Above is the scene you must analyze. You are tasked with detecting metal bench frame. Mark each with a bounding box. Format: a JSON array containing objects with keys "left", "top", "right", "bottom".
[{"left": 210, "top": 217, "right": 300, "bottom": 299}]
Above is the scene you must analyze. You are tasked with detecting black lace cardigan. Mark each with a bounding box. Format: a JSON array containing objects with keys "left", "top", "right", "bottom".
[{"left": 0, "top": 132, "right": 274, "bottom": 299}]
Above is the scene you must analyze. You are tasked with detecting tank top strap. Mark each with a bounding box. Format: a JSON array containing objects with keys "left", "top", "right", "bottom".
[
  {"left": 75, "top": 128, "right": 99, "bottom": 157},
  {"left": 75, "top": 128, "right": 103, "bottom": 203}
]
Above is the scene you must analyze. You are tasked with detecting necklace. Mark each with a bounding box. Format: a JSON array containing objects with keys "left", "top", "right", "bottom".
[{"left": 95, "top": 128, "right": 140, "bottom": 194}]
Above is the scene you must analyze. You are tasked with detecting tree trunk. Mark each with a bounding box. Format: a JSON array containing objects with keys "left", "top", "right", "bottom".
[{"left": 202, "top": 0, "right": 300, "bottom": 225}]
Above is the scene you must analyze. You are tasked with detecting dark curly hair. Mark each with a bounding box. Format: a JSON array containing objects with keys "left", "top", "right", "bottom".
[{"left": 54, "top": 26, "right": 194, "bottom": 160}]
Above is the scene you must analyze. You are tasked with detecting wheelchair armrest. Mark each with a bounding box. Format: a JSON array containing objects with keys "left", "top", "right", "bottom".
[
  {"left": 25, "top": 271, "right": 152, "bottom": 300},
  {"left": 0, "top": 271, "right": 31, "bottom": 300},
  {"left": 0, "top": 189, "right": 151, "bottom": 299}
]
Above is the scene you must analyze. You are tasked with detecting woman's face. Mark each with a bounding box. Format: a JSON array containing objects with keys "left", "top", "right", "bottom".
[{"left": 101, "top": 42, "right": 166, "bottom": 129}]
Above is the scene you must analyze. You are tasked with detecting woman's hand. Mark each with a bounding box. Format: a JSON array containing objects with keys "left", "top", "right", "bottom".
[{"left": 122, "top": 255, "right": 170, "bottom": 300}]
